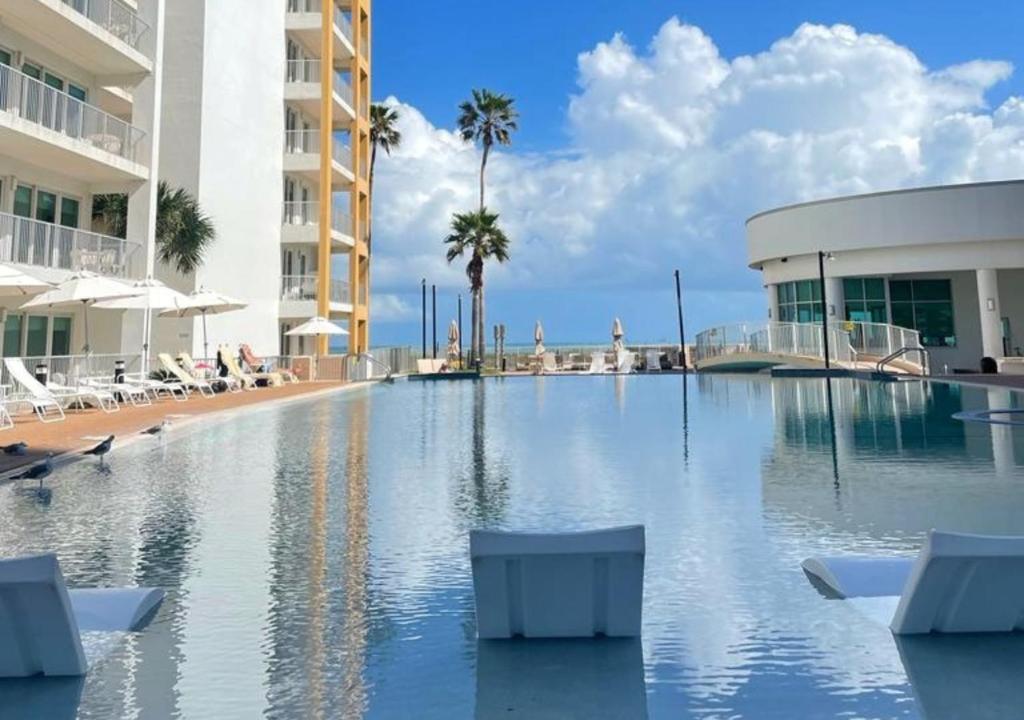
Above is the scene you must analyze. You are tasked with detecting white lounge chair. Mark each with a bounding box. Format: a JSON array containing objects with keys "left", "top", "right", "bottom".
[
  {"left": 159, "top": 353, "right": 215, "bottom": 398},
  {"left": 124, "top": 372, "right": 188, "bottom": 403},
  {"left": 3, "top": 358, "right": 65, "bottom": 423},
  {"left": 587, "top": 351, "right": 607, "bottom": 374},
  {"left": 415, "top": 358, "right": 446, "bottom": 374},
  {"left": 0, "top": 554, "right": 164, "bottom": 677},
  {"left": 47, "top": 379, "right": 119, "bottom": 414},
  {"left": 802, "top": 529, "right": 1024, "bottom": 634},
  {"left": 645, "top": 350, "right": 662, "bottom": 372},
  {"left": 542, "top": 352, "right": 558, "bottom": 374},
  {"left": 615, "top": 350, "right": 636, "bottom": 373},
  {"left": 470, "top": 525, "right": 645, "bottom": 639},
  {"left": 84, "top": 376, "right": 151, "bottom": 407}
]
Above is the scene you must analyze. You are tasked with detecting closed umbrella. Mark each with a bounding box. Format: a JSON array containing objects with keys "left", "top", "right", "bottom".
[
  {"left": 20, "top": 271, "right": 141, "bottom": 353},
  {"left": 612, "top": 317, "right": 625, "bottom": 353},
  {"left": 447, "top": 320, "right": 460, "bottom": 363},
  {"left": 159, "top": 287, "right": 248, "bottom": 361},
  {"left": 95, "top": 277, "right": 192, "bottom": 372},
  {"left": 0, "top": 265, "right": 52, "bottom": 296},
  {"left": 534, "top": 320, "right": 545, "bottom": 356}
]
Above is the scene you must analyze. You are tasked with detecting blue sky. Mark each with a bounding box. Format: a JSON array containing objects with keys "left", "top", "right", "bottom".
[{"left": 362, "top": 1, "right": 1024, "bottom": 347}]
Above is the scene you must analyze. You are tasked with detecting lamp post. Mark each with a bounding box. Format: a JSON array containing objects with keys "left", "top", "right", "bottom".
[
  {"left": 458, "top": 293, "right": 463, "bottom": 368},
  {"left": 431, "top": 284, "right": 437, "bottom": 359},
  {"left": 421, "top": 278, "right": 426, "bottom": 358},
  {"left": 674, "top": 269, "right": 687, "bottom": 371},
  {"left": 818, "top": 251, "right": 833, "bottom": 370}
]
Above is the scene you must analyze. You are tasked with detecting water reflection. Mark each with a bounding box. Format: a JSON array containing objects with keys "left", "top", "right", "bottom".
[
  {"left": 453, "top": 380, "right": 510, "bottom": 527},
  {"left": 475, "top": 638, "right": 647, "bottom": 719}
]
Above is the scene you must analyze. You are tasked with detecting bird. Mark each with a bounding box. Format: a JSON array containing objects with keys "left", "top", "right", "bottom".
[
  {"left": 2, "top": 441, "right": 27, "bottom": 456},
  {"left": 12, "top": 453, "right": 53, "bottom": 488},
  {"left": 141, "top": 419, "right": 169, "bottom": 436},
  {"left": 83, "top": 435, "right": 114, "bottom": 466}
]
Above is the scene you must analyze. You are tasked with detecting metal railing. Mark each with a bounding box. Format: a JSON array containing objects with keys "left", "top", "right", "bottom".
[
  {"left": 0, "top": 211, "right": 141, "bottom": 278},
  {"left": 834, "top": 320, "right": 923, "bottom": 359},
  {"left": 331, "top": 208, "right": 352, "bottom": 236},
  {"left": 282, "top": 200, "right": 318, "bottom": 226},
  {"left": 2, "top": 353, "right": 143, "bottom": 390},
  {"left": 280, "top": 274, "right": 350, "bottom": 304},
  {"left": 334, "top": 5, "right": 353, "bottom": 43},
  {"left": 283, "top": 129, "right": 352, "bottom": 172},
  {"left": 694, "top": 322, "right": 853, "bottom": 365},
  {"left": 334, "top": 72, "right": 353, "bottom": 106},
  {"left": 284, "top": 0, "right": 353, "bottom": 44},
  {"left": 62, "top": 0, "right": 149, "bottom": 49},
  {"left": 331, "top": 138, "right": 351, "bottom": 170},
  {"left": 0, "top": 63, "right": 145, "bottom": 162}
]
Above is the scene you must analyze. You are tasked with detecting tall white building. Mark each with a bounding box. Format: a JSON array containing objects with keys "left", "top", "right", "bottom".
[{"left": 0, "top": 0, "right": 163, "bottom": 359}]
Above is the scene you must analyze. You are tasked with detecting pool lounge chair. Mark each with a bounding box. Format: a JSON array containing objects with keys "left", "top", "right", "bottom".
[
  {"left": 587, "top": 351, "right": 607, "bottom": 374},
  {"left": 82, "top": 376, "right": 151, "bottom": 407},
  {"left": 645, "top": 350, "right": 662, "bottom": 372},
  {"left": 416, "top": 358, "right": 447, "bottom": 374},
  {"left": 802, "top": 529, "right": 1024, "bottom": 634},
  {"left": 241, "top": 344, "right": 298, "bottom": 383},
  {"left": 0, "top": 554, "right": 164, "bottom": 677},
  {"left": 470, "top": 525, "right": 645, "bottom": 638},
  {"left": 221, "top": 348, "right": 282, "bottom": 388},
  {"left": 45, "top": 378, "right": 120, "bottom": 414},
  {"left": 615, "top": 350, "right": 636, "bottom": 373},
  {"left": 124, "top": 372, "right": 188, "bottom": 402},
  {"left": 158, "top": 353, "right": 215, "bottom": 398},
  {"left": 3, "top": 358, "right": 66, "bottom": 423},
  {"left": 181, "top": 353, "right": 241, "bottom": 393}
]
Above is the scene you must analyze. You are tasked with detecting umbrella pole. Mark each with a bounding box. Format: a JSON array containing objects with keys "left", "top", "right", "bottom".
[
  {"left": 202, "top": 310, "right": 209, "bottom": 361},
  {"left": 83, "top": 301, "right": 90, "bottom": 355}
]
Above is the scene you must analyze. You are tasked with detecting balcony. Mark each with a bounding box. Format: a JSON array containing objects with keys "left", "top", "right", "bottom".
[
  {"left": 280, "top": 200, "right": 355, "bottom": 248},
  {"left": 283, "top": 59, "right": 355, "bottom": 122},
  {"left": 283, "top": 129, "right": 353, "bottom": 188},
  {"left": 0, "top": 211, "right": 142, "bottom": 279},
  {"left": 0, "top": 0, "right": 152, "bottom": 77},
  {"left": 285, "top": 0, "right": 355, "bottom": 62},
  {"left": 279, "top": 273, "right": 352, "bottom": 317},
  {"left": 0, "top": 63, "right": 148, "bottom": 182}
]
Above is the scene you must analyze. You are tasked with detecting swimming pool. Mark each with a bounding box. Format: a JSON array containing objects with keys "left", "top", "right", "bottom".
[{"left": 2, "top": 375, "right": 1024, "bottom": 719}]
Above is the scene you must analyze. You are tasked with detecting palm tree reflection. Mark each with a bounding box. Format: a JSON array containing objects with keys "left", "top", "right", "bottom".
[{"left": 454, "top": 380, "right": 509, "bottom": 527}]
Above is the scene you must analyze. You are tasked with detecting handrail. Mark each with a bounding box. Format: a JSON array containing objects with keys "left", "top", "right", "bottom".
[
  {"left": 360, "top": 352, "right": 393, "bottom": 381},
  {"left": 0, "top": 211, "right": 142, "bottom": 278},
  {"left": 875, "top": 346, "right": 930, "bottom": 376}
]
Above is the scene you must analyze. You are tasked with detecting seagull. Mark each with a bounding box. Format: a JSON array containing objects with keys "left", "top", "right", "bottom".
[
  {"left": 2, "top": 441, "right": 27, "bottom": 456},
  {"left": 12, "top": 453, "right": 53, "bottom": 488},
  {"left": 141, "top": 419, "right": 169, "bottom": 436},
  {"left": 83, "top": 435, "right": 114, "bottom": 466}
]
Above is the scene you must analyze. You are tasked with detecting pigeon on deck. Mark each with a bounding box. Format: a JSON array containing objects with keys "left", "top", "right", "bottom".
[
  {"left": 141, "top": 420, "right": 169, "bottom": 436},
  {"left": 2, "top": 442, "right": 27, "bottom": 456},
  {"left": 84, "top": 435, "right": 114, "bottom": 466}
]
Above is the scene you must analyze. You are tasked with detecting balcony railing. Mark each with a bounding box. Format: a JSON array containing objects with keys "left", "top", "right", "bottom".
[
  {"left": 282, "top": 200, "right": 318, "bottom": 226},
  {"left": 285, "top": 0, "right": 353, "bottom": 44},
  {"left": 331, "top": 138, "right": 351, "bottom": 170},
  {"left": 334, "top": 5, "right": 353, "bottom": 43},
  {"left": 281, "top": 274, "right": 350, "bottom": 304},
  {"left": 334, "top": 72, "right": 353, "bottom": 106},
  {"left": 285, "top": 58, "right": 320, "bottom": 84},
  {"left": 331, "top": 208, "right": 352, "bottom": 236},
  {"left": 62, "top": 0, "right": 149, "bottom": 49},
  {"left": 0, "top": 211, "right": 141, "bottom": 278},
  {"left": 284, "top": 129, "right": 351, "bottom": 172},
  {"left": 0, "top": 63, "right": 144, "bottom": 162}
]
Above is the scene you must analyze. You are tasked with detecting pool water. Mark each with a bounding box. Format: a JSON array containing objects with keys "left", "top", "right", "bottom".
[{"left": 2, "top": 375, "right": 1024, "bottom": 719}]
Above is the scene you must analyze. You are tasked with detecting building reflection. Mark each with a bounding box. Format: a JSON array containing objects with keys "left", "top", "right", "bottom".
[{"left": 453, "top": 380, "right": 509, "bottom": 527}]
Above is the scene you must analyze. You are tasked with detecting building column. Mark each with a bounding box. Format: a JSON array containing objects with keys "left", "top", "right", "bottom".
[
  {"left": 765, "top": 284, "right": 778, "bottom": 322},
  {"left": 824, "top": 277, "right": 844, "bottom": 322},
  {"left": 977, "top": 268, "right": 1003, "bottom": 359}
]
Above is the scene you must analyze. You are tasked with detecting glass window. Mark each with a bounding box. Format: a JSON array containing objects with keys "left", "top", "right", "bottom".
[
  {"left": 43, "top": 73, "right": 63, "bottom": 91},
  {"left": 50, "top": 317, "right": 71, "bottom": 356},
  {"left": 844, "top": 277, "right": 889, "bottom": 323},
  {"left": 68, "top": 84, "right": 87, "bottom": 102},
  {"left": 13, "top": 186, "right": 32, "bottom": 218},
  {"left": 889, "top": 279, "right": 955, "bottom": 347},
  {"left": 21, "top": 63, "right": 41, "bottom": 80},
  {"left": 3, "top": 314, "right": 21, "bottom": 357},
  {"left": 26, "top": 316, "right": 47, "bottom": 356},
  {"left": 864, "top": 278, "right": 885, "bottom": 300},
  {"left": 35, "top": 191, "right": 56, "bottom": 224},
  {"left": 0, "top": 49, "right": 11, "bottom": 66},
  {"left": 59, "top": 197, "right": 79, "bottom": 228},
  {"left": 843, "top": 278, "right": 864, "bottom": 301},
  {"left": 776, "top": 280, "right": 822, "bottom": 324}
]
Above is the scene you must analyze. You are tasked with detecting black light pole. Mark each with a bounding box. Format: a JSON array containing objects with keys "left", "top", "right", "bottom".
[
  {"left": 431, "top": 284, "right": 437, "bottom": 359},
  {"left": 674, "top": 269, "right": 687, "bottom": 371},
  {"left": 458, "top": 293, "right": 463, "bottom": 367},
  {"left": 818, "top": 250, "right": 831, "bottom": 370},
  {"left": 421, "top": 278, "right": 426, "bottom": 358}
]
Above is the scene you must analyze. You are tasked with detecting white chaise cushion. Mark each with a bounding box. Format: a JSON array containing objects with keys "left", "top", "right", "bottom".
[{"left": 470, "top": 525, "right": 644, "bottom": 639}]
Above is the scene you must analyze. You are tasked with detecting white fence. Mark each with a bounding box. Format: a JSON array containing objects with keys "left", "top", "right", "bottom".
[
  {"left": 62, "top": 0, "right": 149, "bottom": 48},
  {"left": 1, "top": 353, "right": 143, "bottom": 389}
]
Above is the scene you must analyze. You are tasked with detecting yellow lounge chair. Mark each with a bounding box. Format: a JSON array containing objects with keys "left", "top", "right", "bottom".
[{"left": 158, "top": 353, "right": 215, "bottom": 398}]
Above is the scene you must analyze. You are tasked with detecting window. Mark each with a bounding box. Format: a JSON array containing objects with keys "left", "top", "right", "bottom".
[
  {"left": 776, "top": 280, "right": 822, "bottom": 323},
  {"left": 889, "top": 279, "right": 955, "bottom": 347},
  {"left": 25, "top": 316, "right": 47, "bottom": 356},
  {"left": 3, "top": 314, "right": 21, "bottom": 357},
  {"left": 60, "top": 197, "right": 79, "bottom": 228},
  {"left": 35, "top": 191, "right": 57, "bottom": 224},
  {"left": 843, "top": 278, "right": 888, "bottom": 323},
  {"left": 13, "top": 185, "right": 32, "bottom": 218},
  {"left": 51, "top": 317, "right": 71, "bottom": 356}
]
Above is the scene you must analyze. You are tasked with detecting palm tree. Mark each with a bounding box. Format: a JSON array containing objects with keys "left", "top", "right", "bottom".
[
  {"left": 457, "top": 89, "right": 518, "bottom": 210},
  {"left": 368, "top": 103, "right": 402, "bottom": 252},
  {"left": 444, "top": 209, "right": 510, "bottom": 367},
  {"left": 92, "top": 181, "right": 215, "bottom": 275}
]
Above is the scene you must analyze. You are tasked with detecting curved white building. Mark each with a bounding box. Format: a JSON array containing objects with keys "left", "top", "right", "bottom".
[{"left": 747, "top": 180, "right": 1024, "bottom": 371}]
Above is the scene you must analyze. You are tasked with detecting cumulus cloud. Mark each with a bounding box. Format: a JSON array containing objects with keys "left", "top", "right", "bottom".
[{"left": 369, "top": 19, "right": 1024, "bottom": 326}]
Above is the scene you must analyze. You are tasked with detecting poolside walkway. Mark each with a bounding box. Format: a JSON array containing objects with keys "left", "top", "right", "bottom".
[
  {"left": 0, "top": 381, "right": 350, "bottom": 475},
  {"left": 928, "top": 374, "right": 1024, "bottom": 393}
]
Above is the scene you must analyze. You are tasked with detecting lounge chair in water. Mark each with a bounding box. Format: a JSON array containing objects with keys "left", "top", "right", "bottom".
[
  {"left": 587, "top": 351, "right": 607, "bottom": 374},
  {"left": 470, "top": 525, "right": 645, "bottom": 638},
  {"left": 158, "top": 353, "right": 215, "bottom": 398},
  {"left": 0, "top": 553, "right": 164, "bottom": 677},
  {"left": 802, "top": 529, "right": 1024, "bottom": 634}
]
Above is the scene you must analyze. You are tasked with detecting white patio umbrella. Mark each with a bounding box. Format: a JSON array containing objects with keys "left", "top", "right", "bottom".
[
  {"left": 534, "top": 320, "right": 545, "bottom": 356},
  {"left": 94, "top": 277, "right": 191, "bottom": 371},
  {"left": 159, "top": 287, "right": 248, "bottom": 361},
  {"left": 285, "top": 315, "right": 349, "bottom": 337},
  {"left": 447, "top": 320, "right": 460, "bottom": 362},
  {"left": 20, "top": 271, "right": 141, "bottom": 353},
  {"left": 0, "top": 265, "right": 52, "bottom": 296},
  {"left": 612, "top": 317, "right": 625, "bottom": 353}
]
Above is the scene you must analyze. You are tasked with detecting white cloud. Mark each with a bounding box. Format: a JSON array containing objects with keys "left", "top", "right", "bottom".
[
  {"left": 369, "top": 293, "right": 417, "bottom": 323},
  {"left": 370, "top": 19, "right": 1024, "bottom": 320}
]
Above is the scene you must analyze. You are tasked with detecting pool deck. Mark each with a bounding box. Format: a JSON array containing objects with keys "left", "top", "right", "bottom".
[
  {"left": 927, "top": 374, "right": 1024, "bottom": 394},
  {"left": 0, "top": 380, "right": 353, "bottom": 476}
]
